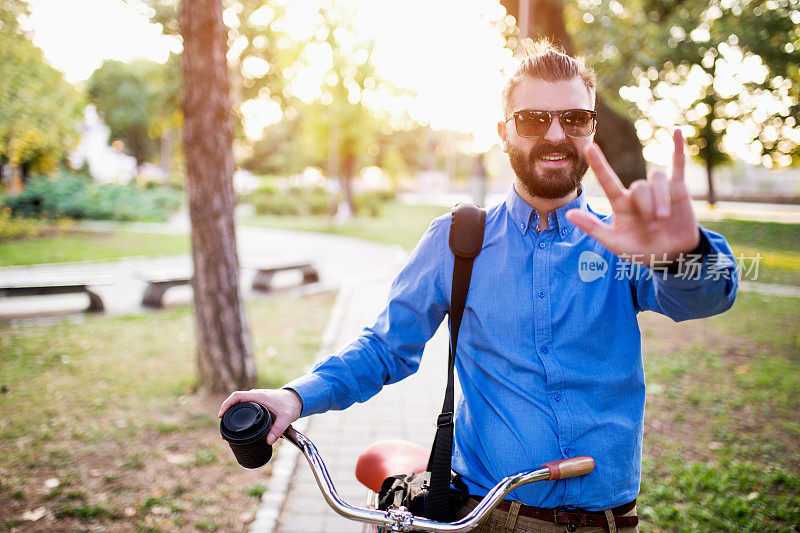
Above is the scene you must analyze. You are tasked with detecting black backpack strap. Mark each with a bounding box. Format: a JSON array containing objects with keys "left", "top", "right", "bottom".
[{"left": 425, "top": 203, "right": 485, "bottom": 521}]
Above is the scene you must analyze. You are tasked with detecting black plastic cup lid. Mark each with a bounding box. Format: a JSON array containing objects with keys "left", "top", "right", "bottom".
[{"left": 220, "top": 402, "right": 272, "bottom": 445}]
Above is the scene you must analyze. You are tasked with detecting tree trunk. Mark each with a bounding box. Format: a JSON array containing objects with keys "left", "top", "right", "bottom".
[
  {"left": 328, "top": 117, "right": 340, "bottom": 218},
  {"left": 341, "top": 153, "right": 357, "bottom": 215},
  {"left": 180, "top": 0, "right": 255, "bottom": 393},
  {"left": 9, "top": 163, "right": 23, "bottom": 193},
  {"left": 705, "top": 150, "right": 716, "bottom": 207},
  {"left": 159, "top": 130, "right": 171, "bottom": 175},
  {"left": 501, "top": 0, "right": 647, "bottom": 186}
]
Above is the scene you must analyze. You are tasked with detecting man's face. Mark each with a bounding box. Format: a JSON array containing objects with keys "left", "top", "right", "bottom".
[{"left": 499, "top": 77, "right": 595, "bottom": 200}]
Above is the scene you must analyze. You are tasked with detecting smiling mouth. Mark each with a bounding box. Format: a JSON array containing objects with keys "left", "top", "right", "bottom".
[{"left": 538, "top": 153, "right": 569, "bottom": 161}]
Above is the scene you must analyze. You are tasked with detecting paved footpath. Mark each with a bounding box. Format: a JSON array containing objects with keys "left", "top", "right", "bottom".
[
  {"left": 0, "top": 222, "right": 405, "bottom": 320},
  {"left": 254, "top": 268, "right": 454, "bottom": 533}
]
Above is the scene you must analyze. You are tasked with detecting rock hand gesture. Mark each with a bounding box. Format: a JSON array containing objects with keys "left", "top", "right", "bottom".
[{"left": 566, "top": 130, "right": 701, "bottom": 266}]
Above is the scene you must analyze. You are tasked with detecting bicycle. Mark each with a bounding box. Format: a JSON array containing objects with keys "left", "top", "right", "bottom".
[{"left": 228, "top": 420, "right": 595, "bottom": 532}]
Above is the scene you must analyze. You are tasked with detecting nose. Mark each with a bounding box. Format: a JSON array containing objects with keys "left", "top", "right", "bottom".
[{"left": 543, "top": 114, "right": 566, "bottom": 143}]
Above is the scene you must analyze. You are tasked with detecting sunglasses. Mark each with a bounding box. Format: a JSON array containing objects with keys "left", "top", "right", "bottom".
[{"left": 505, "top": 109, "right": 597, "bottom": 138}]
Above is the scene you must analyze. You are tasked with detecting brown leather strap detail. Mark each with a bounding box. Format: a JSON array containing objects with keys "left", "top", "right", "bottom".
[{"left": 489, "top": 498, "right": 639, "bottom": 528}]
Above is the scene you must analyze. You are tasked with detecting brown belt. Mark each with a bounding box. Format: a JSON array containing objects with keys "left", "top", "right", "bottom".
[{"left": 484, "top": 497, "right": 638, "bottom": 530}]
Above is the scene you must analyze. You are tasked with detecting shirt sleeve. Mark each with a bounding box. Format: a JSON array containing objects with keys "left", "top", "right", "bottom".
[
  {"left": 285, "top": 215, "right": 450, "bottom": 417},
  {"left": 629, "top": 225, "right": 738, "bottom": 321}
]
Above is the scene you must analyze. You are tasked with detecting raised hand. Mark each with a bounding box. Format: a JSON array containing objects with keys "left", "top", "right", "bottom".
[{"left": 565, "top": 130, "right": 700, "bottom": 266}]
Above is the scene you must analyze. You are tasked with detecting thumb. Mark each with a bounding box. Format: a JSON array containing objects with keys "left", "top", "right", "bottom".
[
  {"left": 267, "top": 413, "right": 296, "bottom": 445},
  {"left": 566, "top": 209, "right": 614, "bottom": 246}
]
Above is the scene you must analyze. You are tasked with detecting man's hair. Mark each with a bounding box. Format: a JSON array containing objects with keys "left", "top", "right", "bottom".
[{"left": 501, "top": 38, "right": 597, "bottom": 119}]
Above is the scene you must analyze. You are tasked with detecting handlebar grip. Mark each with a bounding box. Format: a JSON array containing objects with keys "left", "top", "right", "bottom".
[{"left": 542, "top": 456, "right": 595, "bottom": 480}]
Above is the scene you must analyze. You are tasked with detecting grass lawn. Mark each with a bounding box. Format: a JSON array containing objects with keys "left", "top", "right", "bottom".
[
  {"left": 0, "top": 231, "right": 190, "bottom": 266},
  {"left": 0, "top": 291, "right": 335, "bottom": 532},
  {"left": 239, "top": 201, "right": 451, "bottom": 251},
  {"left": 701, "top": 219, "right": 800, "bottom": 286},
  {"left": 2, "top": 290, "right": 795, "bottom": 531},
  {"left": 637, "top": 291, "right": 800, "bottom": 531},
  {"left": 241, "top": 203, "right": 800, "bottom": 285}
]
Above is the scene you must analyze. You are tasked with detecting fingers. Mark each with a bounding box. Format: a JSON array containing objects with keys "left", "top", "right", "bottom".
[
  {"left": 218, "top": 390, "right": 265, "bottom": 417},
  {"left": 629, "top": 180, "right": 653, "bottom": 225},
  {"left": 585, "top": 144, "right": 626, "bottom": 205},
  {"left": 267, "top": 416, "right": 291, "bottom": 445},
  {"left": 628, "top": 171, "right": 673, "bottom": 229},
  {"left": 651, "top": 171, "right": 670, "bottom": 218},
  {"left": 672, "top": 129, "right": 685, "bottom": 182},
  {"left": 565, "top": 209, "right": 615, "bottom": 247}
]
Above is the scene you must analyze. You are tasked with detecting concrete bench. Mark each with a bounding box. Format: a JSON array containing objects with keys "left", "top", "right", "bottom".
[
  {"left": 138, "top": 260, "right": 319, "bottom": 308},
  {"left": 251, "top": 260, "right": 319, "bottom": 292},
  {"left": 0, "top": 278, "right": 106, "bottom": 312},
  {"left": 136, "top": 269, "right": 193, "bottom": 309}
]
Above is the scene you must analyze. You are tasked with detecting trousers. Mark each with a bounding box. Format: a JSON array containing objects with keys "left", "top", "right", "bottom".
[{"left": 453, "top": 498, "right": 639, "bottom": 533}]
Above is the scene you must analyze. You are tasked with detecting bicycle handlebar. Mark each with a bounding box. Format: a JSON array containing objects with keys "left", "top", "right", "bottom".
[{"left": 282, "top": 426, "right": 595, "bottom": 533}]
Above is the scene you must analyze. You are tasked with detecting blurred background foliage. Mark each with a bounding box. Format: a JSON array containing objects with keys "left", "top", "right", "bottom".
[
  {"left": 3, "top": 169, "right": 182, "bottom": 222},
  {"left": 563, "top": 0, "right": 800, "bottom": 195},
  {"left": 1, "top": 0, "right": 799, "bottom": 214},
  {"left": 86, "top": 55, "right": 182, "bottom": 167},
  {"left": 0, "top": 0, "right": 84, "bottom": 186}
]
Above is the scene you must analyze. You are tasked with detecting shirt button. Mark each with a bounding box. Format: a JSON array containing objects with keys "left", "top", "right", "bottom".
[
  {"left": 540, "top": 345, "right": 548, "bottom": 354},
  {"left": 553, "top": 393, "right": 561, "bottom": 402},
  {"left": 564, "top": 448, "right": 573, "bottom": 456},
  {"left": 520, "top": 223, "right": 525, "bottom": 229},
  {"left": 538, "top": 242, "right": 546, "bottom": 249},
  {"left": 537, "top": 290, "right": 546, "bottom": 299},
  {"left": 561, "top": 229, "right": 569, "bottom": 236}
]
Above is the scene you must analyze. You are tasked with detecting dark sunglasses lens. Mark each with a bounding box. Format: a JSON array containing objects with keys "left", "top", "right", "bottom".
[
  {"left": 561, "top": 110, "right": 595, "bottom": 137},
  {"left": 515, "top": 111, "right": 550, "bottom": 137}
]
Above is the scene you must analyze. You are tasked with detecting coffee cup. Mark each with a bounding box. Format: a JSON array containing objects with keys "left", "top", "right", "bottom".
[{"left": 220, "top": 401, "right": 273, "bottom": 469}]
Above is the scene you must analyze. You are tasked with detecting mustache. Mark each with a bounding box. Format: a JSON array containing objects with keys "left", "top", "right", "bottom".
[{"left": 529, "top": 142, "right": 579, "bottom": 161}]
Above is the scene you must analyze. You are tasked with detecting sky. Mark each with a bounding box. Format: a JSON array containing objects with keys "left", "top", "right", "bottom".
[{"left": 24, "top": 0, "right": 516, "bottom": 153}]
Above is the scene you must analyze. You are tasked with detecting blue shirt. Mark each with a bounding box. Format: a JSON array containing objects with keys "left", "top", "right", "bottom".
[{"left": 287, "top": 186, "right": 738, "bottom": 511}]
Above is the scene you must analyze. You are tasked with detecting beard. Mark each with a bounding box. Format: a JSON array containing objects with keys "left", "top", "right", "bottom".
[{"left": 507, "top": 140, "right": 589, "bottom": 200}]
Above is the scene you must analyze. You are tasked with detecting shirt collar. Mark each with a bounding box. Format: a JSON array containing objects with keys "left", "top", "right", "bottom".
[{"left": 505, "top": 184, "right": 588, "bottom": 237}]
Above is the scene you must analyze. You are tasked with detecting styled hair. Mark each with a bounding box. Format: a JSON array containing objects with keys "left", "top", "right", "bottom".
[{"left": 502, "top": 38, "right": 597, "bottom": 119}]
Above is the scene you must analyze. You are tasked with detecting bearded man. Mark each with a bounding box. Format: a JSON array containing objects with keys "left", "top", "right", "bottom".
[{"left": 220, "top": 39, "right": 738, "bottom": 532}]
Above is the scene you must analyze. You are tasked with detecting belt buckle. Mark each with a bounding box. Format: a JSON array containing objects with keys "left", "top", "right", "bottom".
[{"left": 554, "top": 508, "right": 579, "bottom": 531}]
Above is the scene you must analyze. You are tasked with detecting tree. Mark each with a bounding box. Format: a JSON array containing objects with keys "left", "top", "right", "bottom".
[
  {"left": 499, "top": 0, "right": 648, "bottom": 186},
  {"left": 149, "top": 0, "right": 300, "bottom": 132},
  {"left": 0, "top": 2, "right": 83, "bottom": 191},
  {"left": 240, "top": 116, "right": 306, "bottom": 177},
  {"left": 87, "top": 56, "right": 181, "bottom": 166},
  {"left": 180, "top": 0, "right": 255, "bottom": 392},
  {"left": 292, "top": 2, "right": 421, "bottom": 218},
  {"left": 618, "top": 0, "right": 800, "bottom": 203}
]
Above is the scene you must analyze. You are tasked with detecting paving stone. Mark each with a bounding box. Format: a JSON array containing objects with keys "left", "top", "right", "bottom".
[{"left": 273, "top": 273, "right": 451, "bottom": 532}]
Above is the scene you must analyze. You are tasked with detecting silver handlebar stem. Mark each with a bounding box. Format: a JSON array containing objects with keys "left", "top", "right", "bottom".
[
  {"left": 282, "top": 426, "right": 553, "bottom": 533},
  {"left": 283, "top": 427, "right": 391, "bottom": 528}
]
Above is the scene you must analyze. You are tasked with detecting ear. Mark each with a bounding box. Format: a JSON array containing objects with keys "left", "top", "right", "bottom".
[{"left": 498, "top": 121, "right": 508, "bottom": 152}]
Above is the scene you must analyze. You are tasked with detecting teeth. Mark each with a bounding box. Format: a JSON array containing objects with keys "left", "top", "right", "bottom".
[{"left": 540, "top": 154, "right": 567, "bottom": 161}]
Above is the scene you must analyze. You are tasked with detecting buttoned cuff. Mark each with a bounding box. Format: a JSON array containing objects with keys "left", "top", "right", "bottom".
[
  {"left": 657, "top": 226, "right": 736, "bottom": 288},
  {"left": 283, "top": 373, "right": 332, "bottom": 417},
  {"left": 665, "top": 228, "right": 711, "bottom": 274}
]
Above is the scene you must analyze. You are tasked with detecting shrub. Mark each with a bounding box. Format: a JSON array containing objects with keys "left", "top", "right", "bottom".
[
  {"left": 2, "top": 170, "right": 182, "bottom": 222},
  {"left": 0, "top": 207, "right": 42, "bottom": 240},
  {"left": 248, "top": 185, "right": 330, "bottom": 216},
  {"left": 245, "top": 184, "right": 396, "bottom": 218},
  {"left": 354, "top": 189, "right": 397, "bottom": 217},
  {"left": 0, "top": 207, "right": 74, "bottom": 241}
]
